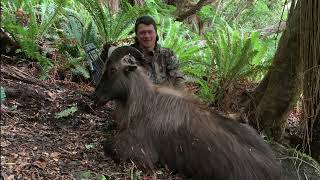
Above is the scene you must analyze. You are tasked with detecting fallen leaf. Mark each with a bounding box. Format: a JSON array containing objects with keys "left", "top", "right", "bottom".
[
  {"left": 18, "top": 151, "right": 27, "bottom": 157},
  {"left": 46, "top": 91, "right": 56, "bottom": 101},
  {"left": 7, "top": 175, "right": 15, "bottom": 180},
  {"left": 12, "top": 153, "right": 18, "bottom": 159},
  {"left": 15, "top": 163, "right": 29, "bottom": 172},
  {"left": 33, "top": 157, "right": 47, "bottom": 170},
  {"left": 50, "top": 152, "right": 60, "bottom": 161},
  {"left": 1, "top": 139, "right": 11, "bottom": 147}
]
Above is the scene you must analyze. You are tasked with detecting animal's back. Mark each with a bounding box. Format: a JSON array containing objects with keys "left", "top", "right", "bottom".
[{"left": 146, "top": 92, "right": 281, "bottom": 180}]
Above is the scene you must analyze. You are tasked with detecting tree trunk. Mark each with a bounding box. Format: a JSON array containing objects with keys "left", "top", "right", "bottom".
[
  {"left": 247, "top": 1, "right": 302, "bottom": 140},
  {"left": 299, "top": 0, "right": 320, "bottom": 161}
]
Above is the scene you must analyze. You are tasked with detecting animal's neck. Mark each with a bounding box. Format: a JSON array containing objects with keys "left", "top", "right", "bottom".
[{"left": 123, "top": 70, "right": 155, "bottom": 116}]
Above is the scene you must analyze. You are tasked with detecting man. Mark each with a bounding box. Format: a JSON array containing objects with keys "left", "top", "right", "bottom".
[{"left": 131, "top": 15, "right": 185, "bottom": 88}]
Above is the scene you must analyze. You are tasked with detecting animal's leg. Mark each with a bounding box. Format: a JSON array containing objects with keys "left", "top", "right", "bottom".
[{"left": 104, "top": 131, "right": 158, "bottom": 170}]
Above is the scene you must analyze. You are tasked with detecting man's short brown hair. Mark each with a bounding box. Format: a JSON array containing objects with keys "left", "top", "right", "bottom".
[{"left": 134, "top": 15, "right": 159, "bottom": 41}]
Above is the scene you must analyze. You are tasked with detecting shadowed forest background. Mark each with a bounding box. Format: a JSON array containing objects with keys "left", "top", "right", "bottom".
[{"left": 1, "top": 0, "right": 319, "bottom": 179}]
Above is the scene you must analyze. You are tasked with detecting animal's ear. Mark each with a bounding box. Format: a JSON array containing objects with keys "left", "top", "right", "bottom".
[{"left": 124, "top": 65, "right": 137, "bottom": 74}]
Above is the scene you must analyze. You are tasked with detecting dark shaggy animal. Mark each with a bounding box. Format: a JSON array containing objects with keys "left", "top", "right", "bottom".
[{"left": 94, "top": 46, "right": 281, "bottom": 180}]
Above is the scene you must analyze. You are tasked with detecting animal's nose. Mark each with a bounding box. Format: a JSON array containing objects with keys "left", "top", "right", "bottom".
[{"left": 92, "top": 92, "right": 105, "bottom": 106}]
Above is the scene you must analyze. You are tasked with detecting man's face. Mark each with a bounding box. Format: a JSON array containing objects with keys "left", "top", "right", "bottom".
[{"left": 136, "top": 24, "right": 156, "bottom": 51}]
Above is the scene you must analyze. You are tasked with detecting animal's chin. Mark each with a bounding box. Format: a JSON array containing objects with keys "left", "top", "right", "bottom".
[
  {"left": 94, "top": 95, "right": 112, "bottom": 106},
  {"left": 94, "top": 93, "right": 126, "bottom": 106}
]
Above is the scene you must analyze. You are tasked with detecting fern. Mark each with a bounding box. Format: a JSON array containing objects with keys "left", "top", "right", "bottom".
[
  {"left": 1, "top": 0, "right": 66, "bottom": 79},
  {"left": 205, "top": 23, "right": 269, "bottom": 104},
  {"left": 78, "top": 0, "right": 147, "bottom": 44},
  {"left": 63, "top": 52, "right": 90, "bottom": 79},
  {"left": 144, "top": 0, "right": 176, "bottom": 17},
  {"left": 158, "top": 18, "right": 210, "bottom": 79},
  {"left": 0, "top": 87, "right": 6, "bottom": 102},
  {"left": 55, "top": 105, "right": 78, "bottom": 119}
]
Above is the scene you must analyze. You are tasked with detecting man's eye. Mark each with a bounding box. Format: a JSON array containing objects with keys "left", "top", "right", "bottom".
[{"left": 139, "top": 30, "right": 154, "bottom": 35}]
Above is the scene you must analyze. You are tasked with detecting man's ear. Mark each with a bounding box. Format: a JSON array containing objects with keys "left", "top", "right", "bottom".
[{"left": 124, "top": 65, "right": 137, "bottom": 74}]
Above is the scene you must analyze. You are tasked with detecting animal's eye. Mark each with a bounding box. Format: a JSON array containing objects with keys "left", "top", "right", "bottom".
[{"left": 110, "top": 68, "right": 117, "bottom": 74}]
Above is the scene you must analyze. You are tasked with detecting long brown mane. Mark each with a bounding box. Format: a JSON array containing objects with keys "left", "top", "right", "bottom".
[{"left": 95, "top": 46, "right": 282, "bottom": 180}]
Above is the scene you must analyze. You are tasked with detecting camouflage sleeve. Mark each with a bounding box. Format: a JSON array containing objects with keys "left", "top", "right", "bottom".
[{"left": 165, "top": 50, "right": 185, "bottom": 88}]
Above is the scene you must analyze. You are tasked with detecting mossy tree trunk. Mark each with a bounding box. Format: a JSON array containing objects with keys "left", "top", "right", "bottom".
[
  {"left": 248, "top": 0, "right": 319, "bottom": 152},
  {"left": 247, "top": 1, "right": 303, "bottom": 140}
]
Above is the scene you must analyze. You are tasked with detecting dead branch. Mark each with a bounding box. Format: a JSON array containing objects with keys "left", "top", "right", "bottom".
[
  {"left": 259, "top": 22, "right": 287, "bottom": 38},
  {"left": 175, "top": 0, "right": 211, "bottom": 22}
]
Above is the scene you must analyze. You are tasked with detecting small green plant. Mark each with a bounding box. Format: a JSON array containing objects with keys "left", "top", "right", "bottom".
[
  {"left": 55, "top": 105, "right": 78, "bottom": 119},
  {"left": 84, "top": 144, "right": 95, "bottom": 150},
  {"left": 80, "top": 170, "right": 92, "bottom": 179},
  {"left": 63, "top": 52, "right": 90, "bottom": 79},
  {"left": 0, "top": 87, "right": 6, "bottom": 102},
  {"left": 99, "top": 175, "right": 107, "bottom": 180}
]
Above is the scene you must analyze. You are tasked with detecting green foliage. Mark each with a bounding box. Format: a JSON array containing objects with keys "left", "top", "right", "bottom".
[
  {"left": 1, "top": 0, "right": 285, "bottom": 104},
  {"left": 144, "top": 0, "right": 176, "bottom": 18},
  {"left": 236, "top": 0, "right": 287, "bottom": 30},
  {"left": 158, "top": 18, "right": 210, "bottom": 79},
  {"left": 0, "top": 87, "right": 6, "bottom": 102},
  {"left": 61, "top": 3, "right": 101, "bottom": 48},
  {"left": 55, "top": 105, "right": 78, "bottom": 119},
  {"left": 85, "top": 144, "right": 95, "bottom": 150},
  {"left": 99, "top": 175, "right": 107, "bottom": 180},
  {"left": 80, "top": 170, "right": 92, "bottom": 179},
  {"left": 204, "top": 23, "right": 270, "bottom": 103},
  {"left": 206, "top": 0, "right": 288, "bottom": 31},
  {"left": 1, "top": 0, "right": 66, "bottom": 79},
  {"left": 196, "top": 79, "right": 214, "bottom": 101},
  {"left": 78, "top": 0, "right": 147, "bottom": 44},
  {"left": 64, "top": 52, "right": 91, "bottom": 79}
]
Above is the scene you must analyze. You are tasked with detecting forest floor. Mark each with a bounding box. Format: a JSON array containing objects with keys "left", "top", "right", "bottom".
[{"left": 1, "top": 56, "right": 320, "bottom": 180}]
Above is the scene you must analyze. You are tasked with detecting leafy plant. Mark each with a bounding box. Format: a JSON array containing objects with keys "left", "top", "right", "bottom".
[
  {"left": 60, "top": 3, "right": 101, "bottom": 49},
  {"left": 99, "top": 175, "right": 107, "bottom": 180},
  {"left": 144, "top": 0, "right": 176, "bottom": 19},
  {"left": 78, "top": 0, "right": 147, "bottom": 44},
  {"left": 85, "top": 144, "right": 95, "bottom": 150},
  {"left": 0, "top": 87, "right": 6, "bottom": 102},
  {"left": 196, "top": 79, "right": 214, "bottom": 101},
  {"left": 55, "top": 105, "right": 78, "bottom": 119},
  {"left": 158, "top": 18, "right": 210, "bottom": 79},
  {"left": 1, "top": 0, "right": 66, "bottom": 79},
  {"left": 204, "top": 23, "right": 270, "bottom": 104},
  {"left": 62, "top": 52, "right": 90, "bottom": 79},
  {"left": 80, "top": 170, "right": 92, "bottom": 179}
]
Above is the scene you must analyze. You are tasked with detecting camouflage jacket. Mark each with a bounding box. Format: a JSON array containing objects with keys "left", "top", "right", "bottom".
[{"left": 131, "top": 43, "right": 185, "bottom": 88}]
